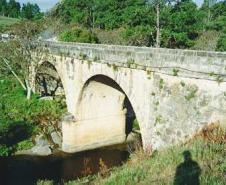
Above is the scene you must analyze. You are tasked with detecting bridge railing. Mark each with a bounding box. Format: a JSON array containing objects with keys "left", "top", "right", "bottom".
[{"left": 32, "top": 41, "right": 226, "bottom": 81}]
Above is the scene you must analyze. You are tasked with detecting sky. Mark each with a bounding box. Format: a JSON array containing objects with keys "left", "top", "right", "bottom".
[
  {"left": 17, "top": 0, "right": 60, "bottom": 12},
  {"left": 17, "top": 0, "right": 206, "bottom": 12}
]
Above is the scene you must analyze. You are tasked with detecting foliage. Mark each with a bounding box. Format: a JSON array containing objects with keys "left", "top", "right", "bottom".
[
  {"left": 216, "top": 33, "right": 226, "bottom": 51},
  {"left": 51, "top": 0, "right": 226, "bottom": 50},
  {"left": 192, "top": 30, "right": 220, "bottom": 51},
  {"left": 0, "top": 34, "right": 44, "bottom": 99},
  {"left": 0, "top": 0, "right": 20, "bottom": 18},
  {"left": 0, "top": 76, "right": 66, "bottom": 156},
  {"left": 59, "top": 27, "right": 99, "bottom": 43},
  {"left": 161, "top": 0, "right": 204, "bottom": 48},
  {"left": 8, "top": 20, "right": 46, "bottom": 39},
  {"left": 0, "top": 0, "right": 43, "bottom": 20},
  {"left": 54, "top": 0, "right": 153, "bottom": 30},
  {"left": 204, "top": 1, "right": 226, "bottom": 32},
  {"left": 122, "top": 25, "right": 155, "bottom": 46},
  {"left": 0, "top": 121, "right": 34, "bottom": 156}
]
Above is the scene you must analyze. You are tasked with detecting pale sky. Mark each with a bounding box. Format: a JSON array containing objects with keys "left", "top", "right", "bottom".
[
  {"left": 17, "top": 0, "right": 60, "bottom": 12},
  {"left": 17, "top": 0, "right": 207, "bottom": 12}
]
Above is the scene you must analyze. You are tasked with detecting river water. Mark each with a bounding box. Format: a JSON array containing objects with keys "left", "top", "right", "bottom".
[{"left": 0, "top": 146, "right": 129, "bottom": 185}]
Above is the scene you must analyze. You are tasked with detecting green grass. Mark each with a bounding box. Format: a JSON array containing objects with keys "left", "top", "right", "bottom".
[
  {"left": 0, "top": 16, "right": 20, "bottom": 28},
  {"left": 0, "top": 76, "right": 66, "bottom": 156},
  {"left": 38, "top": 124, "right": 226, "bottom": 185}
]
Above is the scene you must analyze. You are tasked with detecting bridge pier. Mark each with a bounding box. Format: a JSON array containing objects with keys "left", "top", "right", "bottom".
[{"left": 62, "top": 111, "right": 127, "bottom": 153}]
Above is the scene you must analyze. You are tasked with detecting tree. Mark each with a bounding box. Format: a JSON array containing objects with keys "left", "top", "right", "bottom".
[
  {"left": 0, "top": 19, "right": 45, "bottom": 99},
  {"left": 202, "top": 0, "right": 217, "bottom": 23},
  {"left": 216, "top": 33, "right": 226, "bottom": 51},
  {"left": 8, "top": 0, "right": 21, "bottom": 18},
  {"left": 162, "top": 0, "right": 204, "bottom": 48},
  {"left": 21, "top": 3, "right": 41, "bottom": 20},
  {"left": 148, "top": 0, "right": 166, "bottom": 47},
  {"left": 0, "top": 0, "right": 8, "bottom": 16},
  {"left": 0, "top": 40, "right": 35, "bottom": 99}
]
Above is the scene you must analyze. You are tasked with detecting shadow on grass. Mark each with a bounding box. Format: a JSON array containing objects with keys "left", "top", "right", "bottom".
[
  {"left": 0, "top": 121, "right": 34, "bottom": 184},
  {"left": 174, "top": 150, "right": 201, "bottom": 185},
  {"left": 0, "top": 121, "right": 34, "bottom": 160},
  {"left": 0, "top": 121, "right": 34, "bottom": 153}
]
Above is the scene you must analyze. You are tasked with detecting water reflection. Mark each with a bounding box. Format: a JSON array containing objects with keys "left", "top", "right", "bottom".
[{"left": 0, "top": 147, "right": 129, "bottom": 185}]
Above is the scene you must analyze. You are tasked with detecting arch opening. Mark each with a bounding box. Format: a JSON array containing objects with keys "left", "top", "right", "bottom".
[
  {"left": 78, "top": 75, "right": 139, "bottom": 138},
  {"left": 35, "top": 61, "right": 65, "bottom": 98}
]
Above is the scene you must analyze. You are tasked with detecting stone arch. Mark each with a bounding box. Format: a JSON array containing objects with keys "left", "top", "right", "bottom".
[
  {"left": 77, "top": 74, "right": 138, "bottom": 138},
  {"left": 35, "top": 61, "right": 65, "bottom": 97}
]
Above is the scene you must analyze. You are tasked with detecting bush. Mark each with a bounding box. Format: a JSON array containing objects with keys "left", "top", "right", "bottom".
[
  {"left": 216, "top": 34, "right": 226, "bottom": 51},
  {"left": 0, "top": 76, "right": 66, "bottom": 156},
  {"left": 121, "top": 26, "right": 155, "bottom": 46},
  {"left": 0, "top": 122, "right": 34, "bottom": 156},
  {"left": 192, "top": 31, "right": 220, "bottom": 51},
  {"left": 59, "top": 28, "right": 99, "bottom": 43}
]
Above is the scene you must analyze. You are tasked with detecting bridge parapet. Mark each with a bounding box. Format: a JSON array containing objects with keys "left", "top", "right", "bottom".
[{"left": 33, "top": 41, "right": 226, "bottom": 82}]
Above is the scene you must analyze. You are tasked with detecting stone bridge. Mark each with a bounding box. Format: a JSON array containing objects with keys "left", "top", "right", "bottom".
[{"left": 31, "top": 41, "right": 226, "bottom": 153}]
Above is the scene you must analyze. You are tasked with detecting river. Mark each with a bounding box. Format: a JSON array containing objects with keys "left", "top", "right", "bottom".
[{"left": 0, "top": 145, "right": 130, "bottom": 185}]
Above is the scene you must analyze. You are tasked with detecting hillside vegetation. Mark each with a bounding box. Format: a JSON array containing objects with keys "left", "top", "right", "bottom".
[
  {"left": 50, "top": 0, "right": 226, "bottom": 51},
  {"left": 0, "top": 16, "right": 19, "bottom": 28},
  {"left": 0, "top": 0, "right": 43, "bottom": 20}
]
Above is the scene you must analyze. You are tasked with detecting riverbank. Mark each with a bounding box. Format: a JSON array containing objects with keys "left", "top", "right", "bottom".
[{"left": 38, "top": 123, "right": 226, "bottom": 185}]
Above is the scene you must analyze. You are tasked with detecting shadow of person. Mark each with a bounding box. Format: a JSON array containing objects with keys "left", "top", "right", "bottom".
[{"left": 174, "top": 150, "right": 201, "bottom": 185}]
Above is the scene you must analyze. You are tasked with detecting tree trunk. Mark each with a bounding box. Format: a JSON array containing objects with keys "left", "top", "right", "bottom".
[
  {"left": 156, "top": 3, "right": 160, "bottom": 48},
  {"left": 42, "top": 76, "right": 48, "bottom": 96},
  {"left": 25, "top": 79, "right": 32, "bottom": 100},
  {"left": 3, "top": 58, "right": 27, "bottom": 90}
]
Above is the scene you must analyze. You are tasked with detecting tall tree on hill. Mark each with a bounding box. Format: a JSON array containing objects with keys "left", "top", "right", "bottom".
[
  {"left": 21, "top": 3, "right": 41, "bottom": 20},
  {"left": 0, "top": 0, "right": 8, "bottom": 16},
  {"left": 148, "top": 0, "right": 166, "bottom": 47},
  {"left": 201, "top": 0, "right": 217, "bottom": 25},
  {"left": 164, "top": 0, "right": 204, "bottom": 48},
  {"left": 8, "top": 0, "right": 21, "bottom": 18}
]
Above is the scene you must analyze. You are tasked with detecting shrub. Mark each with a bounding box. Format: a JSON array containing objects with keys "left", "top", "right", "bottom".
[
  {"left": 0, "top": 76, "right": 66, "bottom": 156},
  {"left": 59, "top": 28, "right": 99, "bottom": 43},
  {"left": 121, "top": 26, "right": 155, "bottom": 46},
  {"left": 216, "top": 33, "right": 226, "bottom": 51},
  {"left": 192, "top": 31, "right": 220, "bottom": 51},
  {"left": 0, "top": 122, "right": 34, "bottom": 156}
]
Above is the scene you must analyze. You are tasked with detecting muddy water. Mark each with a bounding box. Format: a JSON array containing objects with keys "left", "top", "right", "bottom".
[{"left": 0, "top": 146, "right": 129, "bottom": 185}]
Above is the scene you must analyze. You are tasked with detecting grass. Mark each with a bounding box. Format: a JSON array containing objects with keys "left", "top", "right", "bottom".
[
  {"left": 0, "top": 76, "right": 66, "bottom": 156},
  {"left": 0, "top": 16, "right": 20, "bottom": 28},
  {"left": 38, "top": 123, "right": 226, "bottom": 185}
]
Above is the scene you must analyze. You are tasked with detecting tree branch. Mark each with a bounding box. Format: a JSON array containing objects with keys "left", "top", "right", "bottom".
[{"left": 2, "top": 58, "right": 27, "bottom": 90}]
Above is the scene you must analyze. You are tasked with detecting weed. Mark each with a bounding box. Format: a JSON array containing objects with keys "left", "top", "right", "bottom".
[
  {"left": 185, "top": 87, "right": 198, "bottom": 101},
  {"left": 79, "top": 52, "right": 87, "bottom": 60},
  {"left": 180, "top": 81, "right": 185, "bottom": 87},
  {"left": 87, "top": 60, "right": 92, "bottom": 69},
  {"left": 127, "top": 58, "right": 135, "bottom": 68},
  {"left": 112, "top": 64, "right": 118, "bottom": 71},
  {"left": 159, "top": 78, "right": 165, "bottom": 90},
  {"left": 173, "top": 68, "right": 179, "bottom": 76}
]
